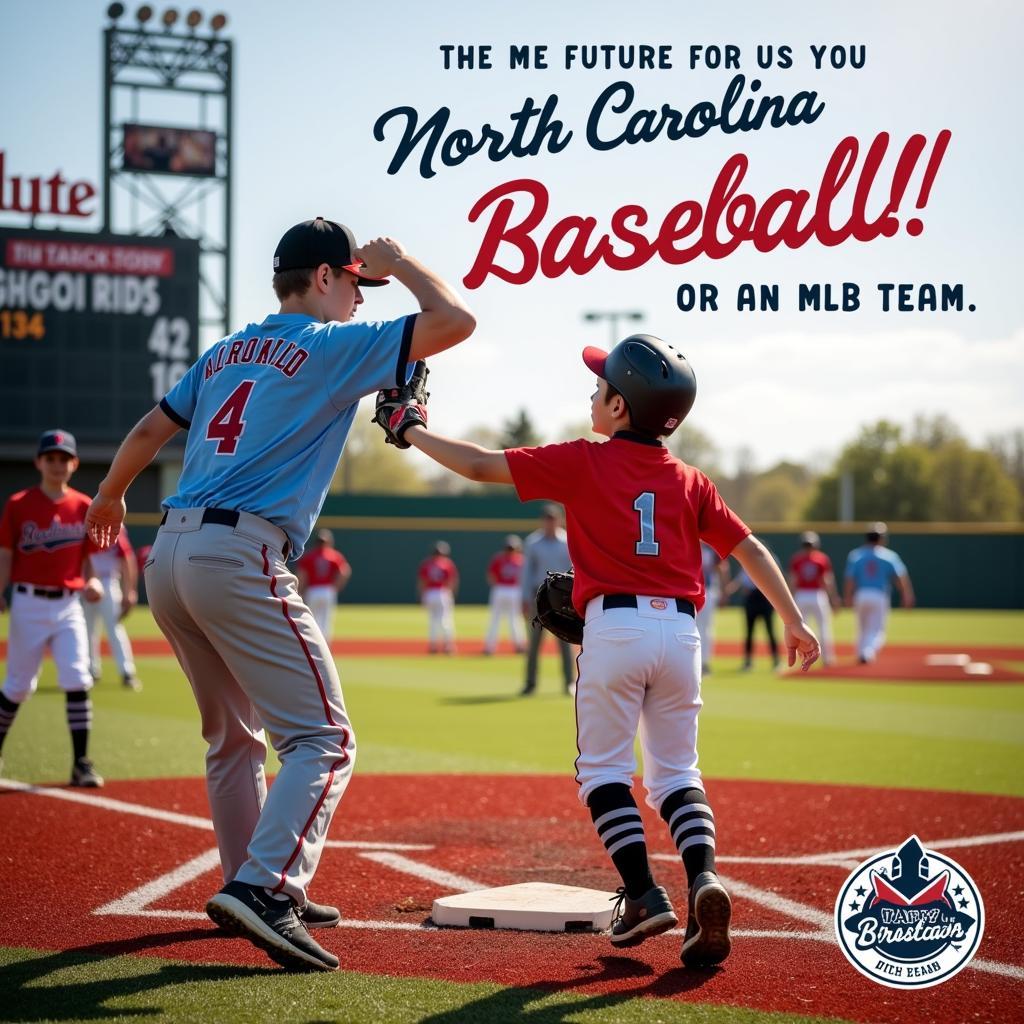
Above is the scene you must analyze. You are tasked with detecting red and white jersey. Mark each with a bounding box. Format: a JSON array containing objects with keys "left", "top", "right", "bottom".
[
  {"left": 90, "top": 525, "right": 134, "bottom": 579},
  {"left": 506, "top": 435, "right": 750, "bottom": 616},
  {"left": 418, "top": 555, "right": 458, "bottom": 590},
  {"left": 0, "top": 486, "right": 93, "bottom": 590},
  {"left": 297, "top": 546, "right": 350, "bottom": 588},
  {"left": 488, "top": 551, "right": 523, "bottom": 587},
  {"left": 789, "top": 549, "right": 832, "bottom": 590}
]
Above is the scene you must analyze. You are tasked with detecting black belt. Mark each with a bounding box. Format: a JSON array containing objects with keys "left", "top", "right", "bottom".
[
  {"left": 15, "top": 584, "right": 71, "bottom": 599},
  {"left": 603, "top": 594, "right": 696, "bottom": 617},
  {"left": 160, "top": 506, "right": 240, "bottom": 529},
  {"left": 159, "top": 507, "right": 290, "bottom": 557}
]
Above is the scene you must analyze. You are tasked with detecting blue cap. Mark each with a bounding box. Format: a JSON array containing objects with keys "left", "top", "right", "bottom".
[{"left": 38, "top": 430, "right": 77, "bottom": 457}]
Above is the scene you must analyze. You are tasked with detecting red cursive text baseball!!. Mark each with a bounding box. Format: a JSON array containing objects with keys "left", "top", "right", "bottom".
[{"left": 462, "top": 131, "right": 952, "bottom": 289}]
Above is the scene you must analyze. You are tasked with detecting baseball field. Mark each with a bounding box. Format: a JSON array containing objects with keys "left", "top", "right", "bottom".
[{"left": 1, "top": 605, "right": 1022, "bottom": 1024}]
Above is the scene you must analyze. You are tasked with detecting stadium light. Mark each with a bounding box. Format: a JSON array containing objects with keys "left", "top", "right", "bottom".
[
  {"left": 161, "top": 8, "right": 179, "bottom": 28},
  {"left": 209, "top": 12, "right": 227, "bottom": 31},
  {"left": 107, "top": 2, "right": 125, "bottom": 20},
  {"left": 186, "top": 9, "right": 202, "bottom": 28},
  {"left": 581, "top": 309, "right": 646, "bottom": 347},
  {"left": 136, "top": 4, "right": 153, "bottom": 23}
]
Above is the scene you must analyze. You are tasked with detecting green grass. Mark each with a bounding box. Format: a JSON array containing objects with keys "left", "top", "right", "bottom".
[
  {"left": 0, "top": 946, "right": 849, "bottom": 1024},
  {"left": 2, "top": 607, "right": 1022, "bottom": 795}
]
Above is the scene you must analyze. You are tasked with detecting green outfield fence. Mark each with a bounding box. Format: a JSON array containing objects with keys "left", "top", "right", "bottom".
[{"left": 120, "top": 495, "right": 1024, "bottom": 609}]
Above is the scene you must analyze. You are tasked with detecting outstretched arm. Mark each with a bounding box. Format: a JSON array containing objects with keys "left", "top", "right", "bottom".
[
  {"left": 403, "top": 424, "right": 513, "bottom": 484},
  {"left": 86, "top": 405, "right": 182, "bottom": 547},
  {"left": 731, "top": 535, "right": 820, "bottom": 671}
]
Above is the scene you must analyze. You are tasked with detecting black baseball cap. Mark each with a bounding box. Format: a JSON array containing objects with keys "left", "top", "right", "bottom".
[
  {"left": 38, "top": 429, "right": 77, "bottom": 457},
  {"left": 273, "top": 217, "right": 389, "bottom": 286}
]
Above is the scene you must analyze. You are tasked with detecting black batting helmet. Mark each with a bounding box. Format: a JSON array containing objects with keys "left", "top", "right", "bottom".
[{"left": 583, "top": 334, "right": 697, "bottom": 437}]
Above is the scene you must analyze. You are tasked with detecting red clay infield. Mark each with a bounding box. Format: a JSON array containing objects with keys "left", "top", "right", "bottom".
[{"left": 0, "top": 774, "right": 1021, "bottom": 1023}]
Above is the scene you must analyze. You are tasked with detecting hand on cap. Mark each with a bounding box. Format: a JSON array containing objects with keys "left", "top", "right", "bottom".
[
  {"left": 785, "top": 620, "right": 820, "bottom": 672},
  {"left": 86, "top": 493, "right": 127, "bottom": 550},
  {"left": 351, "top": 236, "right": 406, "bottom": 279}
]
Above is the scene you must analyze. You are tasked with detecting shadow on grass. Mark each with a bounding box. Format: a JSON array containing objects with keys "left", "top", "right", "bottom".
[
  {"left": 438, "top": 694, "right": 527, "bottom": 706},
  {"left": 413, "top": 954, "right": 721, "bottom": 1024},
  {"left": 0, "top": 928, "right": 275, "bottom": 1022}
]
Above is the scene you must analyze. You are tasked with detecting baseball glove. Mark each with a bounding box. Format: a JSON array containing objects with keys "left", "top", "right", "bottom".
[
  {"left": 374, "top": 360, "right": 429, "bottom": 449},
  {"left": 533, "top": 570, "right": 584, "bottom": 646}
]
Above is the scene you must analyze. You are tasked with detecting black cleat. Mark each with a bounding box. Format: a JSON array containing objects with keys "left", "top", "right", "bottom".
[
  {"left": 206, "top": 881, "right": 339, "bottom": 971},
  {"left": 681, "top": 871, "right": 732, "bottom": 967},
  {"left": 297, "top": 899, "right": 341, "bottom": 929},
  {"left": 609, "top": 885, "right": 678, "bottom": 947},
  {"left": 70, "top": 757, "right": 104, "bottom": 788}
]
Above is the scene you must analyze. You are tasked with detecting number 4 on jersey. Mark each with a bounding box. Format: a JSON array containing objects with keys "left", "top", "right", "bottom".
[{"left": 206, "top": 380, "right": 255, "bottom": 455}]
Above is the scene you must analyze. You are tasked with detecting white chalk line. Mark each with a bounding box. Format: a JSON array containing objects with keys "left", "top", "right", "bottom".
[{"left": 5, "top": 777, "right": 1022, "bottom": 981}]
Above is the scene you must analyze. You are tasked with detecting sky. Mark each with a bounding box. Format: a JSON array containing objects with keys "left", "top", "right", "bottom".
[{"left": 2, "top": 0, "right": 1022, "bottom": 472}]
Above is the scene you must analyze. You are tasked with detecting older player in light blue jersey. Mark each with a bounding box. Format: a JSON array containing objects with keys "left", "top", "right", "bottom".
[
  {"left": 843, "top": 522, "right": 915, "bottom": 664},
  {"left": 85, "top": 218, "right": 474, "bottom": 971}
]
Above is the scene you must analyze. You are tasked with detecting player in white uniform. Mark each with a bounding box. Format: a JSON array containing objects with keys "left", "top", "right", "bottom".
[
  {"left": 418, "top": 541, "right": 458, "bottom": 654},
  {"left": 86, "top": 219, "right": 475, "bottom": 971},
  {"left": 295, "top": 529, "right": 351, "bottom": 642},
  {"left": 694, "top": 542, "right": 729, "bottom": 674},
  {"left": 84, "top": 525, "right": 142, "bottom": 690},
  {"left": 844, "top": 523, "right": 915, "bottom": 663}
]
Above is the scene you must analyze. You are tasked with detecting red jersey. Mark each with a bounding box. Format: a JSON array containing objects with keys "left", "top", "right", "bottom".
[
  {"left": 297, "top": 546, "right": 350, "bottom": 587},
  {"left": 506, "top": 436, "right": 750, "bottom": 615},
  {"left": 488, "top": 551, "right": 523, "bottom": 586},
  {"left": 418, "top": 555, "right": 457, "bottom": 590},
  {"left": 0, "top": 486, "right": 93, "bottom": 589},
  {"left": 789, "top": 550, "right": 832, "bottom": 590}
]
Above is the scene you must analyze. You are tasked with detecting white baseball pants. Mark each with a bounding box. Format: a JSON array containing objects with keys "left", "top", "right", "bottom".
[
  {"left": 423, "top": 588, "right": 454, "bottom": 650},
  {"left": 795, "top": 588, "right": 835, "bottom": 663},
  {"left": 305, "top": 585, "right": 337, "bottom": 642},
  {"left": 2, "top": 588, "right": 93, "bottom": 702},
  {"left": 145, "top": 508, "right": 356, "bottom": 905},
  {"left": 575, "top": 597, "right": 703, "bottom": 812},
  {"left": 854, "top": 588, "right": 890, "bottom": 662},
  {"left": 484, "top": 584, "right": 525, "bottom": 652},
  {"left": 84, "top": 575, "right": 137, "bottom": 678}
]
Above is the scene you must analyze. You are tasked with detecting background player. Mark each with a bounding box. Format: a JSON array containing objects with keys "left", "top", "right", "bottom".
[
  {"left": 695, "top": 541, "right": 730, "bottom": 675},
  {"left": 787, "top": 531, "right": 839, "bottom": 665},
  {"left": 483, "top": 534, "right": 526, "bottom": 655},
  {"left": 520, "top": 505, "right": 575, "bottom": 695},
  {"left": 726, "top": 561, "right": 781, "bottom": 671},
  {"left": 0, "top": 430, "right": 104, "bottom": 787},
  {"left": 295, "top": 528, "right": 351, "bottom": 642},
  {"left": 84, "top": 524, "right": 142, "bottom": 690},
  {"left": 418, "top": 541, "right": 458, "bottom": 654},
  {"left": 381, "top": 334, "right": 819, "bottom": 967},
  {"left": 844, "top": 522, "right": 915, "bottom": 664},
  {"left": 85, "top": 219, "right": 475, "bottom": 972}
]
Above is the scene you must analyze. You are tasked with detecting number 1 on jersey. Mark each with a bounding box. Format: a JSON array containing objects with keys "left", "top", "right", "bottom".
[
  {"left": 633, "top": 491, "right": 660, "bottom": 556},
  {"left": 206, "top": 380, "right": 255, "bottom": 455}
]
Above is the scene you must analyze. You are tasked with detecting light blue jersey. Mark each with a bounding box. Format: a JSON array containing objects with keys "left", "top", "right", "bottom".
[
  {"left": 161, "top": 312, "right": 415, "bottom": 557},
  {"left": 844, "top": 545, "right": 906, "bottom": 592}
]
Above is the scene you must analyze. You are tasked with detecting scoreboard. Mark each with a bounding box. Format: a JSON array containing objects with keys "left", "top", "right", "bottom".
[{"left": 0, "top": 227, "right": 200, "bottom": 444}]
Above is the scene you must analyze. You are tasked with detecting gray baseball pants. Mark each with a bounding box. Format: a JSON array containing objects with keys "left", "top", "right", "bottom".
[{"left": 146, "top": 508, "right": 355, "bottom": 905}]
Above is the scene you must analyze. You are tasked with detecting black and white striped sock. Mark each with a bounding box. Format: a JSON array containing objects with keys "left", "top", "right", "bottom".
[
  {"left": 660, "top": 787, "right": 716, "bottom": 886},
  {"left": 65, "top": 691, "right": 92, "bottom": 760},
  {"left": 0, "top": 694, "right": 20, "bottom": 754},
  {"left": 588, "top": 783, "right": 654, "bottom": 899}
]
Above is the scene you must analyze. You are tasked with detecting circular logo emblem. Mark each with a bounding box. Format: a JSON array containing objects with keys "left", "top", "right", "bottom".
[
  {"left": 650, "top": 598, "right": 668, "bottom": 610},
  {"left": 834, "top": 835, "right": 984, "bottom": 988}
]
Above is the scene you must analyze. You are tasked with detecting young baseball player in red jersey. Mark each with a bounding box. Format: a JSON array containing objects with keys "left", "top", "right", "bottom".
[
  {"left": 383, "top": 335, "right": 819, "bottom": 967},
  {"left": 484, "top": 535, "right": 526, "bottom": 654},
  {"left": 417, "top": 541, "right": 458, "bottom": 653},
  {"left": 788, "top": 531, "right": 839, "bottom": 665},
  {"left": 295, "top": 529, "right": 352, "bottom": 642},
  {"left": 0, "top": 431, "right": 105, "bottom": 787}
]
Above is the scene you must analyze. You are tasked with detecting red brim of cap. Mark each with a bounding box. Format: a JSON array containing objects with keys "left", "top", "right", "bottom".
[
  {"left": 582, "top": 346, "right": 608, "bottom": 377},
  {"left": 343, "top": 262, "right": 390, "bottom": 287}
]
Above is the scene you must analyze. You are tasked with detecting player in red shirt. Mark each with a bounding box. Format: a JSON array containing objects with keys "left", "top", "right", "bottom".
[
  {"left": 788, "top": 531, "right": 840, "bottom": 665},
  {"left": 295, "top": 529, "right": 352, "bottom": 642},
  {"left": 0, "top": 430, "right": 105, "bottom": 787},
  {"left": 417, "top": 541, "right": 458, "bottom": 654},
  {"left": 483, "top": 535, "right": 526, "bottom": 654},
  {"left": 384, "top": 335, "right": 819, "bottom": 967}
]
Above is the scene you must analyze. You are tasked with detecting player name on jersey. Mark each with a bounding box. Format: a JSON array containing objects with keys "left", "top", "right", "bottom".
[{"left": 203, "top": 336, "right": 310, "bottom": 380}]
